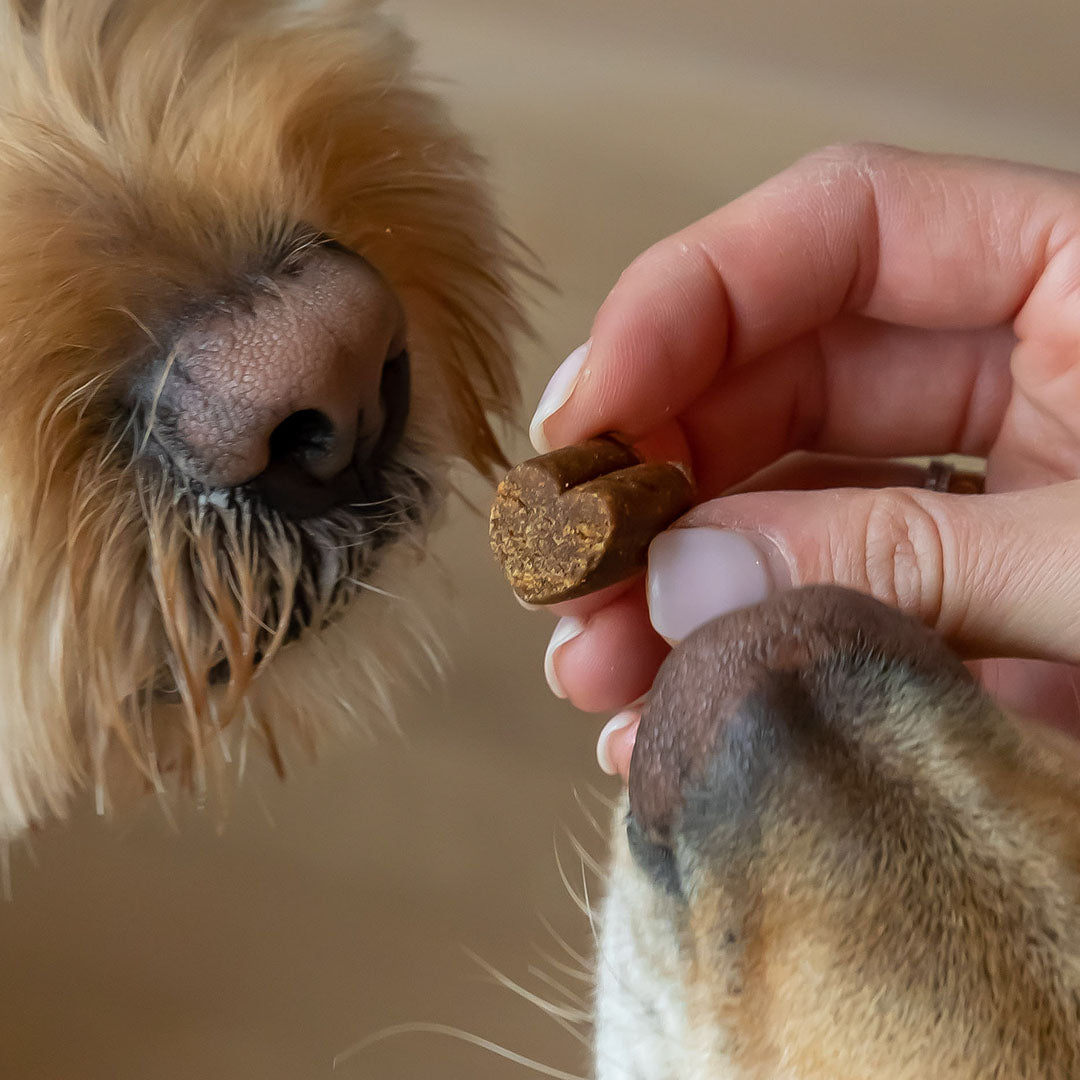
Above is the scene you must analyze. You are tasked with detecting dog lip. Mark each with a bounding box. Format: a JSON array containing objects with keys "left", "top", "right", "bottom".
[
  {"left": 146, "top": 452, "right": 435, "bottom": 705},
  {"left": 627, "top": 585, "right": 972, "bottom": 844}
]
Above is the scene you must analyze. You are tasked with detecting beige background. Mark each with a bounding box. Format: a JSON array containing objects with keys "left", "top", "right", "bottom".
[{"left": 3, "top": 2, "right": 1080, "bottom": 1078}]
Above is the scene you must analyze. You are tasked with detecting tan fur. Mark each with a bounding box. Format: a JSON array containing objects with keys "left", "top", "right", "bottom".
[
  {"left": 0, "top": 0, "right": 527, "bottom": 838},
  {"left": 596, "top": 588, "right": 1080, "bottom": 1079}
]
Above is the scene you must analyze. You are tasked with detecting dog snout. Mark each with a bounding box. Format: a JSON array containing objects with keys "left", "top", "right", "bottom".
[
  {"left": 627, "top": 585, "right": 977, "bottom": 873},
  {"left": 133, "top": 245, "right": 409, "bottom": 518}
]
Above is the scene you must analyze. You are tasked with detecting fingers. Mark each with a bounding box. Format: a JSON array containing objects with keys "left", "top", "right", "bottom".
[
  {"left": 547, "top": 478, "right": 1080, "bottom": 777},
  {"left": 971, "top": 658, "right": 1080, "bottom": 737},
  {"left": 543, "top": 455, "right": 970, "bottom": 711},
  {"left": 543, "top": 582, "right": 668, "bottom": 713},
  {"left": 725, "top": 452, "right": 930, "bottom": 494},
  {"left": 656, "top": 482, "right": 1080, "bottom": 663},
  {"left": 679, "top": 317, "right": 1011, "bottom": 496},
  {"left": 543, "top": 578, "right": 637, "bottom": 622},
  {"left": 989, "top": 336, "right": 1080, "bottom": 489},
  {"left": 527, "top": 143, "right": 1080, "bottom": 779},
  {"left": 533, "top": 144, "right": 1080, "bottom": 455}
]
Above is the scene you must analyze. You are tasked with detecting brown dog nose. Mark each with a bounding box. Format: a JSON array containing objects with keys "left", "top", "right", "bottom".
[
  {"left": 137, "top": 246, "right": 409, "bottom": 518},
  {"left": 628, "top": 586, "right": 974, "bottom": 849}
]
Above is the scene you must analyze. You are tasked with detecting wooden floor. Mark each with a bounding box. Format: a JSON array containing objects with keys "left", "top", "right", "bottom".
[{"left": 3, "top": 2, "right": 1080, "bottom": 1077}]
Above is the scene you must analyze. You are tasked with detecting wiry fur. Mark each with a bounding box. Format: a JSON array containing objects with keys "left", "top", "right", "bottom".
[{"left": 0, "top": 0, "right": 527, "bottom": 838}]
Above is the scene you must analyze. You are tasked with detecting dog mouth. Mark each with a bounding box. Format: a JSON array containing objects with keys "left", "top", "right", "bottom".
[
  {"left": 150, "top": 462, "right": 434, "bottom": 702},
  {"left": 134, "top": 383, "right": 437, "bottom": 706}
]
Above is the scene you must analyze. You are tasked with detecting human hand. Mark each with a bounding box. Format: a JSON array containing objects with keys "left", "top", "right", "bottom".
[{"left": 529, "top": 144, "right": 1080, "bottom": 777}]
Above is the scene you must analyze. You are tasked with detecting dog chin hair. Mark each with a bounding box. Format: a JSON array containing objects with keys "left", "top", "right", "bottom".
[
  {"left": 0, "top": 438, "right": 450, "bottom": 842},
  {"left": 0, "top": 0, "right": 528, "bottom": 839}
]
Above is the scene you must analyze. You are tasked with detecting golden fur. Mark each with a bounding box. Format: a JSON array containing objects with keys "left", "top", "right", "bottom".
[{"left": 0, "top": 0, "right": 526, "bottom": 838}]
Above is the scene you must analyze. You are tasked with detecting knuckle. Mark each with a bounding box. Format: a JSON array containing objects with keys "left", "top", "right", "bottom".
[{"left": 852, "top": 490, "right": 946, "bottom": 625}]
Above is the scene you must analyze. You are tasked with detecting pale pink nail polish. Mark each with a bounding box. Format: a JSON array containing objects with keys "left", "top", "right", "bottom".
[
  {"left": 597, "top": 710, "right": 640, "bottom": 777},
  {"left": 544, "top": 616, "right": 584, "bottom": 699},
  {"left": 647, "top": 528, "right": 789, "bottom": 642},
  {"left": 529, "top": 342, "right": 589, "bottom": 452}
]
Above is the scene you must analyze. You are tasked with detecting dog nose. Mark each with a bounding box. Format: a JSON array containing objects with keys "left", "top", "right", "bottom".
[
  {"left": 137, "top": 246, "right": 409, "bottom": 518},
  {"left": 628, "top": 586, "right": 972, "bottom": 852}
]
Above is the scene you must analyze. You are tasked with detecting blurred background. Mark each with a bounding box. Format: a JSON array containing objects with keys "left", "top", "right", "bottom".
[{"left": 3, "top": 2, "right": 1080, "bottom": 1077}]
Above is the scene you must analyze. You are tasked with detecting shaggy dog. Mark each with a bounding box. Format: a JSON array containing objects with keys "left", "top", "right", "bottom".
[{"left": 0, "top": 0, "right": 526, "bottom": 839}]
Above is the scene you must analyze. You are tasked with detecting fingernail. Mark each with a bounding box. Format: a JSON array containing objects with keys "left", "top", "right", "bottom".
[
  {"left": 544, "top": 616, "right": 585, "bottom": 698},
  {"left": 529, "top": 342, "right": 589, "bottom": 452},
  {"left": 515, "top": 593, "right": 542, "bottom": 612},
  {"left": 647, "top": 528, "right": 788, "bottom": 642},
  {"left": 597, "top": 709, "right": 640, "bottom": 777}
]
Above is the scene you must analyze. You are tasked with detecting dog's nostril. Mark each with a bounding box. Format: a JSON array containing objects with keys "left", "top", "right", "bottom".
[
  {"left": 268, "top": 409, "right": 337, "bottom": 468},
  {"left": 250, "top": 347, "right": 411, "bottom": 519}
]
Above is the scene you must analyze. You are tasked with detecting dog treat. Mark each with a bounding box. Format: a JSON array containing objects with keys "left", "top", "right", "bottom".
[{"left": 489, "top": 437, "right": 694, "bottom": 605}]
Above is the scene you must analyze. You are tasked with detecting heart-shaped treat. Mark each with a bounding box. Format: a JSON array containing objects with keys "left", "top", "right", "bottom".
[{"left": 489, "top": 436, "right": 694, "bottom": 605}]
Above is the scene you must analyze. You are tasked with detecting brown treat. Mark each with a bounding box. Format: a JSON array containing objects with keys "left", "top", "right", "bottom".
[{"left": 489, "top": 436, "right": 694, "bottom": 605}]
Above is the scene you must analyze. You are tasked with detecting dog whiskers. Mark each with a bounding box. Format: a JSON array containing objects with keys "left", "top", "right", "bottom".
[
  {"left": 111, "top": 303, "right": 162, "bottom": 352},
  {"left": 481, "top": 984, "right": 591, "bottom": 1053},
  {"left": 333, "top": 1022, "right": 587, "bottom": 1080},
  {"left": 532, "top": 947, "right": 592, "bottom": 985},
  {"left": 236, "top": 700, "right": 255, "bottom": 785},
  {"left": 139, "top": 340, "right": 181, "bottom": 452},
  {"left": 468, "top": 951, "right": 592, "bottom": 1039},
  {"left": 343, "top": 576, "right": 401, "bottom": 600},
  {"left": 560, "top": 824, "right": 605, "bottom": 879},
  {"left": 582, "top": 784, "right": 618, "bottom": 813},
  {"left": 537, "top": 914, "right": 592, "bottom": 973},
  {"left": 528, "top": 966, "right": 591, "bottom": 1010},
  {"left": 570, "top": 788, "right": 609, "bottom": 840},
  {"left": 552, "top": 834, "right": 599, "bottom": 927}
]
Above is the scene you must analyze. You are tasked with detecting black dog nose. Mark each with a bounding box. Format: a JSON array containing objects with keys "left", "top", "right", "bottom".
[{"left": 136, "top": 246, "right": 409, "bottom": 518}]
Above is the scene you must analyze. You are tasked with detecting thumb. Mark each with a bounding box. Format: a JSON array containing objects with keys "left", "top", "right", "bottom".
[{"left": 645, "top": 482, "right": 1080, "bottom": 663}]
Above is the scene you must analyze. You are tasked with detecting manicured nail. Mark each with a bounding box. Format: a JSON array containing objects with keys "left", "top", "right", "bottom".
[
  {"left": 647, "top": 528, "right": 788, "bottom": 642},
  {"left": 529, "top": 342, "right": 589, "bottom": 452},
  {"left": 597, "top": 709, "right": 640, "bottom": 777},
  {"left": 544, "top": 616, "right": 585, "bottom": 698}
]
